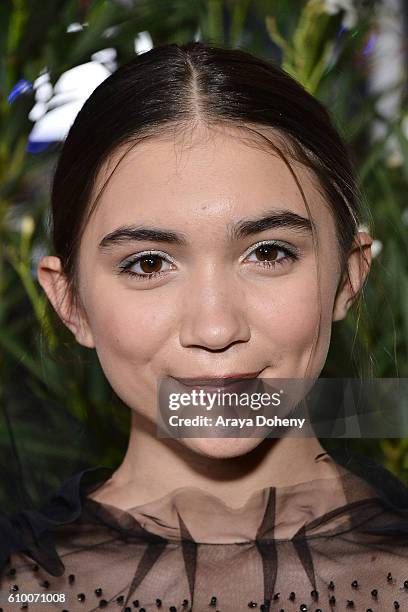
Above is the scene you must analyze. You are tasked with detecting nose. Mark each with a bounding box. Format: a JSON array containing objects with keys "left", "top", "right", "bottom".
[{"left": 179, "top": 267, "right": 251, "bottom": 351}]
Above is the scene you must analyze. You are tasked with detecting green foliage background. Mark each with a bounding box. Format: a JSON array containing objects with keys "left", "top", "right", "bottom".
[{"left": 1, "top": 0, "right": 407, "bottom": 506}]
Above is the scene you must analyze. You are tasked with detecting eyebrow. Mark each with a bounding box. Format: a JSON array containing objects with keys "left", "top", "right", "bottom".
[{"left": 98, "top": 209, "right": 314, "bottom": 251}]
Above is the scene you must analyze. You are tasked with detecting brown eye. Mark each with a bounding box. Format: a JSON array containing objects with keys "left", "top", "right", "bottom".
[
  {"left": 139, "top": 255, "right": 163, "bottom": 273},
  {"left": 118, "top": 251, "right": 174, "bottom": 280},
  {"left": 243, "top": 241, "right": 299, "bottom": 269},
  {"left": 254, "top": 245, "right": 279, "bottom": 262}
]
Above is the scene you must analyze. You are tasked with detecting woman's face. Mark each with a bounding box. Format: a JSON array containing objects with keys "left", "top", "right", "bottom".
[{"left": 39, "top": 124, "right": 371, "bottom": 458}]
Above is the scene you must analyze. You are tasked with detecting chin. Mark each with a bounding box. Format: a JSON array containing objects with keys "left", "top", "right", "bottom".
[{"left": 181, "top": 436, "right": 263, "bottom": 459}]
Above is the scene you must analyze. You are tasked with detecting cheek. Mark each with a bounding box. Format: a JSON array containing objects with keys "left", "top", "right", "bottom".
[
  {"left": 251, "top": 272, "right": 320, "bottom": 343},
  {"left": 87, "top": 287, "right": 182, "bottom": 417},
  {"left": 85, "top": 287, "right": 175, "bottom": 392},
  {"left": 248, "top": 267, "right": 334, "bottom": 374}
]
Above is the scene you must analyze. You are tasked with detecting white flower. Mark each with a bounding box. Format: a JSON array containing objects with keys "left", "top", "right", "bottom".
[
  {"left": 27, "top": 57, "right": 113, "bottom": 151},
  {"left": 27, "top": 72, "right": 53, "bottom": 122},
  {"left": 401, "top": 114, "right": 408, "bottom": 140},
  {"left": 324, "top": 0, "right": 341, "bottom": 14},
  {"left": 341, "top": 9, "right": 358, "bottom": 29},
  {"left": 21, "top": 215, "right": 35, "bottom": 238},
  {"left": 358, "top": 223, "right": 370, "bottom": 233},
  {"left": 371, "top": 239, "right": 382, "bottom": 258},
  {"left": 103, "top": 25, "right": 121, "bottom": 39},
  {"left": 322, "top": 0, "right": 358, "bottom": 29},
  {"left": 384, "top": 133, "right": 404, "bottom": 169},
  {"left": 91, "top": 48, "right": 117, "bottom": 73},
  {"left": 27, "top": 29, "right": 153, "bottom": 152},
  {"left": 358, "top": 226, "right": 382, "bottom": 258},
  {"left": 66, "top": 22, "right": 88, "bottom": 33},
  {"left": 385, "top": 149, "right": 404, "bottom": 169},
  {"left": 134, "top": 31, "right": 153, "bottom": 55},
  {"left": 33, "top": 72, "right": 53, "bottom": 102}
]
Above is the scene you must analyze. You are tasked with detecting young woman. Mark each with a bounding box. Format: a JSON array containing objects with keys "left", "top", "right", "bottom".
[{"left": 1, "top": 41, "right": 408, "bottom": 612}]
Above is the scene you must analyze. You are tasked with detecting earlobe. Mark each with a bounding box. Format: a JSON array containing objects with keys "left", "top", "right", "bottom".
[
  {"left": 332, "top": 266, "right": 358, "bottom": 322},
  {"left": 332, "top": 231, "right": 373, "bottom": 322},
  {"left": 332, "top": 278, "right": 354, "bottom": 321},
  {"left": 37, "top": 255, "right": 95, "bottom": 348}
]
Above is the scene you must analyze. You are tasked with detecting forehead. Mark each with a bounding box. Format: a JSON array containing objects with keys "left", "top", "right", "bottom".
[{"left": 85, "top": 124, "right": 334, "bottom": 238}]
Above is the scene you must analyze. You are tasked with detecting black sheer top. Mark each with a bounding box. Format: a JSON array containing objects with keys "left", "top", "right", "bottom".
[{"left": 1, "top": 449, "right": 408, "bottom": 612}]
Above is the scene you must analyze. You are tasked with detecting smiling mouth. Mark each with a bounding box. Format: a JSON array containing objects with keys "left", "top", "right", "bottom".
[{"left": 172, "top": 371, "right": 262, "bottom": 388}]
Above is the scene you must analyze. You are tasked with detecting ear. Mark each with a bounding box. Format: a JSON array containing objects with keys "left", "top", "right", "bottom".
[
  {"left": 332, "top": 231, "right": 373, "bottom": 322},
  {"left": 37, "top": 255, "right": 95, "bottom": 348}
]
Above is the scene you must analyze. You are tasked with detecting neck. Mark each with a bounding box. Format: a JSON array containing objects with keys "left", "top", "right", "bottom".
[{"left": 89, "top": 411, "right": 340, "bottom": 510}]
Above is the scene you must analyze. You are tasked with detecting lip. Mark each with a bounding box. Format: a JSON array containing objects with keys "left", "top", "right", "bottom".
[{"left": 172, "top": 371, "right": 262, "bottom": 387}]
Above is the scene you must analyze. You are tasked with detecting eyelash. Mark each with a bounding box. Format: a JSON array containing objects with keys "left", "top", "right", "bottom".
[{"left": 116, "top": 240, "right": 300, "bottom": 281}]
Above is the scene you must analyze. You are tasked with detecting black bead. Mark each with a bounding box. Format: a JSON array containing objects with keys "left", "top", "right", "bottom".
[
  {"left": 210, "top": 596, "right": 217, "bottom": 606},
  {"left": 366, "top": 609, "right": 374, "bottom": 612},
  {"left": 404, "top": 580, "right": 408, "bottom": 589},
  {"left": 387, "top": 572, "right": 393, "bottom": 581},
  {"left": 248, "top": 602, "right": 257, "bottom": 608},
  {"left": 133, "top": 601, "right": 139, "bottom": 608},
  {"left": 20, "top": 605, "right": 28, "bottom": 610},
  {"left": 316, "top": 609, "right": 323, "bottom": 612},
  {"left": 125, "top": 608, "right": 131, "bottom": 612},
  {"left": 346, "top": 601, "right": 355, "bottom": 608},
  {"left": 273, "top": 592, "right": 280, "bottom": 600},
  {"left": 329, "top": 595, "right": 336, "bottom": 604},
  {"left": 99, "top": 601, "right": 108, "bottom": 608},
  {"left": 289, "top": 591, "right": 296, "bottom": 601},
  {"left": 311, "top": 589, "right": 319, "bottom": 600},
  {"left": 68, "top": 573, "right": 75, "bottom": 584},
  {"left": 7, "top": 567, "right": 16, "bottom": 576},
  {"left": 116, "top": 595, "right": 124, "bottom": 604},
  {"left": 95, "top": 587, "right": 103, "bottom": 596},
  {"left": 40, "top": 580, "right": 50, "bottom": 588},
  {"left": 170, "top": 607, "right": 177, "bottom": 612},
  {"left": 394, "top": 603, "right": 400, "bottom": 610},
  {"left": 140, "top": 609, "right": 146, "bottom": 612},
  {"left": 182, "top": 600, "right": 189, "bottom": 607},
  {"left": 328, "top": 580, "right": 335, "bottom": 590},
  {"left": 156, "top": 600, "right": 162, "bottom": 608},
  {"left": 77, "top": 593, "right": 86, "bottom": 602},
  {"left": 300, "top": 605, "right": 308, "bottom": 611},
  {"left": 371, "top": 588, "right": 378, "bottom": 598},
  {"left": 10, "top": 585, "right": 19, "bottom": 592},
  {"left": 351, "top": 580, "right": 358, "bottom": 588}
]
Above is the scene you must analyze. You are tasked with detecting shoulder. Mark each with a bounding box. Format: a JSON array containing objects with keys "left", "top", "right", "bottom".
[
  {"left": 329, "top": 448, "right": 408, "bottom": 511},
  {"left": 0, "top": 466, "right": 114, "bottom": 577}
]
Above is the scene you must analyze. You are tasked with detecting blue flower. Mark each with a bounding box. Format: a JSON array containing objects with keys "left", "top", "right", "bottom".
[
  {"left": 362, "top": 33, "right": 377, "bottom": 57},
  {"left": 7, "top": 79, "right": 33, "bottom": 104}
]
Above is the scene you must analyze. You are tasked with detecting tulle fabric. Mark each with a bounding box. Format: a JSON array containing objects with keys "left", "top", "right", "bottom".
[{"left": 1, "top": 450, "right": 408, "bottom": 611}]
